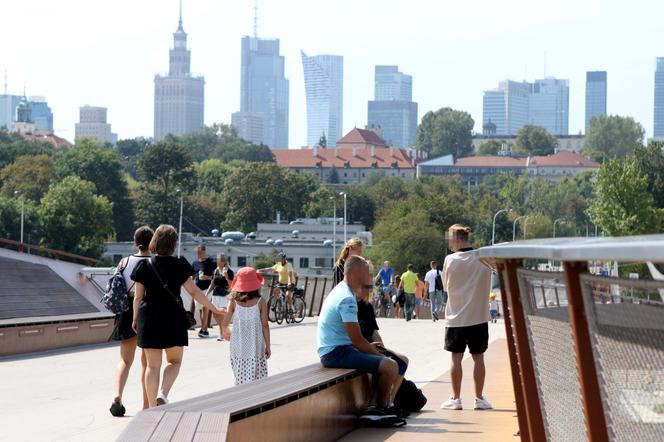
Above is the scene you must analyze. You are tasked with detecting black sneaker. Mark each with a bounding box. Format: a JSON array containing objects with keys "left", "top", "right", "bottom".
[
  {"left": 385, "top": 405, "right": 410, "bottom": 419},
  {"left": 433, "top": 312, "right": 439, "bottom": 321}
]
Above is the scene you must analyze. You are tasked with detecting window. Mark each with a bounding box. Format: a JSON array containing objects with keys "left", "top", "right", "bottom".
[
  {"left": 344, "top": 172, "right": 347, "bottom": 177},
  {"left": 300, "top": 257, "right": 309, "bottom": 268},
  {"left": 314, "top": 257, "right": 332, "bottom": 268},
  {"left": 237, "top": 256, "right": 247, "bottom": 267}
]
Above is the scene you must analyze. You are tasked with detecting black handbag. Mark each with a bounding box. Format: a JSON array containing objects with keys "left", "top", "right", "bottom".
[
  {"left": 394, "top": 379, "right": 428, "bottom": 412},
  {"left": 147, "top": 258, "right": 197, "bottom": 329}
]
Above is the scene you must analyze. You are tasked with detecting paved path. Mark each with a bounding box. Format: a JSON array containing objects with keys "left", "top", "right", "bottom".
[{"left": 0, "top": 318, "right": 505, "bottom": 441}]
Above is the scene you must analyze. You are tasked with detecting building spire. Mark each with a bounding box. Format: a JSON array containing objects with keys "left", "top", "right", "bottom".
[
  {"left": 178, "top": 0, "right": 183, "bottom": 31},
  {"left": 253, "top": 0, "right": 258, "bottom": 38}
]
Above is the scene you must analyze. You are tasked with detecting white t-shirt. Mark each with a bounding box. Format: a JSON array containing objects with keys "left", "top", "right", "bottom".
[
  {"left": 424, "top": 269, "right": 440, "bottom": 293},
  {"left": 121, "top": 254, "right": 150, "bottom": 294},
  {"left": 443, "top": 249, "right": 491, "bottom": 327}
]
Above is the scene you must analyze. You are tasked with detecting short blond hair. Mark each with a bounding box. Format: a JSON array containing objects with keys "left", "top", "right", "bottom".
[
  {"left": 448, "top": 224, "right": 471, "bottom": 242},
  {"left": 336, "top": 237, "right": 364, "bottom": 266}
]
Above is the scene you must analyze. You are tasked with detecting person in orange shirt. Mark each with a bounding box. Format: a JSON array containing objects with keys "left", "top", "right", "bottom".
[{"left": 414, "top": 275, "right": 426, "bottom": 319}]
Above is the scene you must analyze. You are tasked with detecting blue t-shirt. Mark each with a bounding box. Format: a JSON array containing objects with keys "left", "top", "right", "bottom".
[
  {"left": 378, "top": 267, "right": 394, "bottom": 286},
  {"left": 317, "top": 281, "right": 358, "bottom": 357}
]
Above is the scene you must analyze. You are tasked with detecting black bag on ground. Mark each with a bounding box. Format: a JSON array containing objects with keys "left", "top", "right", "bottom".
[{"left": 394, "top": 379, "right": 427, "bottom": 412}]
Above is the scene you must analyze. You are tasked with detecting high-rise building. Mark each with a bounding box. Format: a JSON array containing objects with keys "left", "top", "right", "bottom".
[
  {"left": 0, "top": 94, "right": 20, "bottom": 131},
  {"left": 529, "top": 77, "right": 569, "bottom": 135},
  {"left": 154, "top": 3, "right": 205, "bottom": 141},
  {"left": 482, "top": 80, "right": 530, "bottom": 136},
  {"left": 12, "top": 94, "right": 38, "bottom": 135},
  {"left": 231, "top": 111, "right": 264, "bottom": 145},
  {"left": 585, "top": 71, "right": 607, "bottom": 132},
  {"left": 29, "top": 96, "right": 53, "bottom": 134},
  {"left": 367, "top": 66, "right": 418, "bottom": 147},
  {"left": 301, "top": 52, "right": 343, "bottom": 147},
  {"left": 240, "top": 37, "right": 289, "bottom": 148},
  {"left": 654, "top": 58, "right": 664, "bottom": 139},
  {"left": 75, "top": 105, "right": 113, "bottom": 144}
]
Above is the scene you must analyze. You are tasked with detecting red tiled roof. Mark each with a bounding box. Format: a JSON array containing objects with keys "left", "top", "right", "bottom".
[
  {"left": 529, "top": 150, "right": 599, "bottom": 168},
  {"left": 456, "top": 156, "right": 526, "bottom": 167},
  {"left": 21, "top": 133, "right": 73, "bottom": 149},
  {"left": 336, "top": 128, "right": 388, "bottom": 147},
  {"left": 272, "top": 146, "right": 415, "bottom": 169}
]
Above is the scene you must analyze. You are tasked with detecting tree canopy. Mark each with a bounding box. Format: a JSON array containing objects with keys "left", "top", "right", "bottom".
[
  {"left": 582, "top": 115, "right": 644, "bottom": 161},
  {"left": 514, "top": 125, "right": 557, "bottom": 155},
  {"left": 0, "top": 154, "right": 56, "bottom": 201},
  {"left": 416, "top": 107, "right": 474, "bottom": 159}
]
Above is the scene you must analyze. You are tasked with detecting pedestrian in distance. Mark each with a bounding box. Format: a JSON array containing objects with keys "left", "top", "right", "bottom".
[
  {"left": 205, "top": 254, "right": 234, "bottom": 341},
  {"left": 398, "top": 264, "right": 418, "bottom": 321},
  {"left": 222, "top": 267, "right": 271, "bottom": 385},
  {"left": 392, "top": 275, "right": 405, "bottom": 319},
  {"left": 489, "top": 293, "right": 499, "bottom": 323},
  {"left": 109, "top": 226, "right": 153, "bottom": 417},
  {"left": 424, "top": 261, "right": 445, "bottom": 322},
  {"left": 191, "top": 245, "right": 216, "bottom": 338}
]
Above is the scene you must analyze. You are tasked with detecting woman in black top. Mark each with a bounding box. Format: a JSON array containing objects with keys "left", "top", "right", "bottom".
[
  {"left": 333, "top": 238, "right": 364, "bottom": 286},
  {"left": 131, "top": 224, "right": 222, "bottom": 408},
  {"left": 205, "top": 253, "right": 234, "bottom": 341}
]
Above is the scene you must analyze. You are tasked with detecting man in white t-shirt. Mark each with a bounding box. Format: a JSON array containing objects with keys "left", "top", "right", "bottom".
[
  {"left": 440, "top": 224, "right": 493, "bottom": 411},
  {"left": 424, "top": 261, "right": 444, "bottom": 322}
]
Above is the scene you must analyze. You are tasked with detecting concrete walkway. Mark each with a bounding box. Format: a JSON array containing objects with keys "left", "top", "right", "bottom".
[
  {"left": 341, "top": 338, "right": 518, "bottom": 441},
  {"left": 0, "top": 317, "right": 506, "bottom": 441}
]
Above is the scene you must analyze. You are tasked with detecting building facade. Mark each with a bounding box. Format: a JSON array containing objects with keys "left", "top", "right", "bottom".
[
  {"left": 528, "top": 77, "right": 569, "bottom": 135},
  {"left": 367, "top": 66, "right": 418, "bottom": 147},
  {"left": 585, "top": 71, "right": 607, "bottom": 133},
  {"left": 0, "top": 94, "right": 21, "bottom": 130},
  {"left": 483, "top": 80, "right": 530, "bottom": 135},
  {"left": 29, "top": 97, "right": 53, "bottom": 134},
  {"left": 75, "top": 106, "right": 113, "bottom": 144},
  {"left": 239, "top": 37, "right": 289, "bottom": 148},
  {"left": 153, "top": 8, "right": 205, "bottom": 141},
  {"left": 11, "top": 95, "right": 38, "bottom": 135},
  {"left": 472, "top": 134, "right": 585, "bottom": 154},
  {"left": 655, "top": 58, "right": 664, "bottom": 139},
  {"left": 231, "top": 111, "right": 264, "bottom": 145},
  {"left": 301, "top": 52, "right": 343, "bottom": 147}
]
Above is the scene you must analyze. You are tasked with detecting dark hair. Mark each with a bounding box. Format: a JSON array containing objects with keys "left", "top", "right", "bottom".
[
  {"left": 430, "top": 261, "right": 437, "bottom": 267},
  {"left": 449, "top": 224, "right": 471, "bottom": 242},
  {"left": 134, "top": 226, "right": 154, "bottom": 252},
  {"left": 407, "top": 264, "right": 414, "bottom": 271},
  {"left": 231, "top": 290, "right": 261, "bottom": 303},
  {"left": 149, "top": 224, "right": 178, "bottom": 256},
  {"left": 197, "top": 244, "right": 206, "bottom": 252}
]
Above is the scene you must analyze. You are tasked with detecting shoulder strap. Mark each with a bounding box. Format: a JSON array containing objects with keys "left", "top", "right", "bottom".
[
  {"left": 117, "top": 256, "right": 130, "bottom": 274},
  {"left": 147, "top": 257, "right": 182, "bottom": 306}
]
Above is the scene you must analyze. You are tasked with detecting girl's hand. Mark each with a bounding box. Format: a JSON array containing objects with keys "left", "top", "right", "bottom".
[
  {"left": 265, "top": 346, "right": 271, "bottom": 359},
  {"left": 132, "top": 320, "right": 138, "bottom": 333},
  {"left": 223, "top": 328, "right": 231, "bottom": 341}
]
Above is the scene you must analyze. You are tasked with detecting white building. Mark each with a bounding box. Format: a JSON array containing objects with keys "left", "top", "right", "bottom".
[
  {"left": 74, "top": 105, "right": 113, "bottom": 144},
  {"left": 301, "top": 52, "right": 343, "bottom": 147},
  {"left": 231, "top": 111, "right": 264, "bottom": 145}
]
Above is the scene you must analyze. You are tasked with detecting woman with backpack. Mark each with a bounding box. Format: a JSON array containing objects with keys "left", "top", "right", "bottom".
[
  {"left": 130, "top": 224, "right": 223, "bottom": 408},
  {"left": 109, "top": 226, "right": 153, "bottom": 417}
]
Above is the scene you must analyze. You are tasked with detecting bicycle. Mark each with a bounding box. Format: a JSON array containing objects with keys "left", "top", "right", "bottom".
[
  {"left": 372, "top": 284, "right": 393, "bottom": 318},
  {"left": 267, "top": 282, "right": 306, "bottom": 324}
]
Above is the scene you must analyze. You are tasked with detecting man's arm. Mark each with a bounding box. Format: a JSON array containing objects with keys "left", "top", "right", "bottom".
[{"left": 343, "top": 322, "right": 383, "bottom": 356}]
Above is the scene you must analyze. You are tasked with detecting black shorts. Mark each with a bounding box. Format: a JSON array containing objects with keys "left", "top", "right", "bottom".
[{"left": 444, "top": 322, "right": 489, "bottom": 354}]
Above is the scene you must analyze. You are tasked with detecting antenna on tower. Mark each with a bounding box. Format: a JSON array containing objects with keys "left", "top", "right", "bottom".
[
  {"left": 178, "top": 0, "right": 183, "bottom": 29},
  {"left": 253, "top": 0, "right": 258, "bottom": 38}
]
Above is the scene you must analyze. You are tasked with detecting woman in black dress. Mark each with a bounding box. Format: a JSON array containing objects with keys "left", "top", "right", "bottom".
[
  {"left": 333, "top": 238, "right": 364, "bottom": 286},
  {"left": 131, "top": 225, "right": 222, "bottom": 408}
]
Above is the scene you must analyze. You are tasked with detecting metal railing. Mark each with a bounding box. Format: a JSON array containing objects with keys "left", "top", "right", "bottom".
[{"left": 0, "top": 237, "right": 101, "bottom": 266}]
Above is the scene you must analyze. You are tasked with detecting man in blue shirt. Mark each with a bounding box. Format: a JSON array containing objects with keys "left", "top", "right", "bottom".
[
  {"left": 376, "top": 261, "right": 395, "bottom": 307},
  {"left": 317, "top": 256, "right": 399, "bottom": 411}
]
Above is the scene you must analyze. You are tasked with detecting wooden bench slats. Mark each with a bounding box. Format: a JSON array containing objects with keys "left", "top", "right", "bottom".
[
  {"left": 121, "top": 411, "right": 163, "bottom": 442},
  {"left": 148, "top": 411, "right": 183, "bottom": 442},
  {"left": 170, "top": 412, "right": 203, "bottom": 442},
  {"left": 193, "top": 412, "right": 230, "bottom": 442}
]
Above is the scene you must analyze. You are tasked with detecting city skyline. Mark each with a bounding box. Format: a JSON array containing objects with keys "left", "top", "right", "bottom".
[{"left": 2, "top": 0, "right": 663, "bottom": 145}]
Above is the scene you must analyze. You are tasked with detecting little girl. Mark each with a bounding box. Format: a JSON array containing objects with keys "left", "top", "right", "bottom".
[{"left": 222, "top": 267, "right": 271, "bottom": 385}]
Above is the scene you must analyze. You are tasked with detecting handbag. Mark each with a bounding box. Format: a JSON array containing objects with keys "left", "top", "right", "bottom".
[{"left": 147, "top": 258, "right": 197, "bottom": 329}]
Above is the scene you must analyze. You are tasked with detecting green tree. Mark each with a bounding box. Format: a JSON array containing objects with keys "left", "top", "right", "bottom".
[
  {"left": 38, "top": 176, "right": 114, "bottom": 257},
  {"left": 327, "top": 167, "right": 340, "bottom": 184},
  {"left": 416, "top": 107, "right": 474, "bottom": 159},
  {"left": 0, "top": 154, "right": 56, "bottom": 201},
  {"left": 0, "top": 196, "right": 39, "bottom": 242},
  {"left": 514, "top": 125, "right": 557, "bottom": 156},
  {"left": 589, "top": 158, "right": 663, "bottom": 236},
  {"left": 182, "top": 191, "right": 226, "bottom": 236},
  {"left": 582, "top": 115, "right": 645, "bottom": 161},
  {"left": 138, "top": 137, "right": 194, "bottom": 200},
  {"left": 183, "top": 124, "right": 275, "bottom": 163},
  {"left": 194, "top": 159, "right": 238, "bottom": 194},
  {"left": 631, "top": 141, "right": 664, "bottom": 209},
  {"left": 318, "top": 133, "right": 327, "bottom": 148},
  {"left": 477, "top": 140, "right": 504, "bottom": 156},
  {"left": 116, "top": 137, "right": 151, "bottom": 178},
  {"left": 0, "top": 129, "right": 53, "bottom": 169},
  {"left": 56, "top": 138, "right": 134, "bottom": 240},
  {"left": 252, "top": 249, "right": 280, "bottom": 270}
]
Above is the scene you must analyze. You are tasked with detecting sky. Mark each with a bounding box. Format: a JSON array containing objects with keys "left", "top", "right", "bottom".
[{"left": 2, "top": 0, "right": 663, "bottom": 145}]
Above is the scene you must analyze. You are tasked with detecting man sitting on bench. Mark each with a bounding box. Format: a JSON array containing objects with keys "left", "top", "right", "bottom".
[{"left": 317, "top": 255, "right": 402, "bottom": 421}]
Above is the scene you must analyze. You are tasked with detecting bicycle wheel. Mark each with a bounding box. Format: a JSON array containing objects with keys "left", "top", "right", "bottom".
[
  {"left": 267, "top": 296, "right": 277, "bottom": 323},
  {"left": 275, "top": 297, "right": 285, "bottom": 325},
  {"left": 372, "top": 293, "right": 382, "bottom": 317},
  {"left": 293, "top": 298, "right": 306, "bottom": 323}
]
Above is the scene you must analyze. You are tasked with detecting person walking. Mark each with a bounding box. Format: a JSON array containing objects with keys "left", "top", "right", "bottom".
[
  {"left": 424, "top": 261, "right": 444, "bottom": 321},
  {"left": 440, "top": 224, "right": 493, "bottom": 411},
  {"left": 398, "top": 264, "right": 418, "bottom": 321},
  {"left": 414, "top": 275, "right": 426, "bottom": 319},
  {"left": 131, "top": 225, "right": 223, "bottom": 408},
  {"left": 109, "top": 226, "right": 153, "bottom": 417},
  {"left": 205, "top": 254, "right": 234, "bottom": 341},
  {"left": 333, "top": 238, "right": 364, "bottom": 286},
  {"left": 222, "top": 267, "right": 271, "bottom": 385},
  {"left": 191, "top": 245, "right": 216, "bottom": 338}
]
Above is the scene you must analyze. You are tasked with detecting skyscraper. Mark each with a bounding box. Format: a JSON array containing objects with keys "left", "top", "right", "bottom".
[
  {"left": 529, "top": 77, "right": 569, "bottom": 135},
  {"left": 654, "top": 58, "right": 664, "bottom": 139},
  {"left": 0, "top": 94, "right": 20, "bottom": 131},
  {"left": 75, "top": 105, "right": 113, "bottom": 144},
  {"left": 29, "top": 96, "right": 54, "bottom": 134},
  {"left": 231, "top": 111, "right": 264, "bottom": 145},
  {"left": 301, "top": 52, "right": 343, "bottom": 147},
  {"left": 367, "top": 66, "right": 418, "bottom": 147},
  {"left": 585, "top": 71, "right": 607, "bottom": 132},
  {"left": 482, "top": 80, "right": 530, "bottom": 135},
  {"left": 154, "top": 2, "right": 205, "bottom": 141},
  {"left": 240, "top": 37, "right": 289, "bottom": 148}
]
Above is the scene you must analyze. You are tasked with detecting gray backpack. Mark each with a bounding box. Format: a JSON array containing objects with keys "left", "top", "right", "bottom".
[{"left": 101, "top": 258, "right": 130, "bottom": 314}]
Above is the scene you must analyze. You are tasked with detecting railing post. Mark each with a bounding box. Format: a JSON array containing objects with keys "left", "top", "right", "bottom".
[
  {"left": 496, "top": 261, "right": 530, "bottom": 442},
  {"left": 562, "top": 261, "right": 609, "bottom": 442},
  {"left": 503, "top": 258, "right": 547, "bottom": 442},
  {"left": 309, "top": 277, "right": 319, "bottom": 317},
  {"left": 318, "top": 277, "right": 328, "bottom": 316}
]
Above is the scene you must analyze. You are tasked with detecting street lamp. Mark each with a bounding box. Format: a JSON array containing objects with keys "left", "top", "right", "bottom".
[
  {"left": 513, "top": 215, "right": 527, "bottom": 241},
  {"left": 339, "top": 191, "right": 347, "bottom": 244},
  {"left": 492, "top": 208, "right": 511, "bottom": 245},
  {"left": 177, "top": 189, "right": 183, "bottom": 258},
  {"left": 14, "top": 191, "right": 24, "bottom": 245},
  {"left": 553, "top": 218, "right": 565, "bottom": 238},
  {"left": 330, "top": 196, "right": 337, "bottom": 263}
]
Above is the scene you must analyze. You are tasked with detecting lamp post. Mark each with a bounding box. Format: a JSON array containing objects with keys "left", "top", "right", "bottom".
[
  {"left": 177, "top": 189, "right": 183, "bottom": 258},
  {"left": 513, "top": 215, "right": 526, "bottom": 241},
  {"left": 553, "top": 218, "right": 565, "bottom": 238},
  {"left": 14, "top": 191, "right": 24, "bottom": 245},
  {"left": 492, "top": 208, "right": 511, "bottom": 245},
  {"left": 331, "top": 196, "right": 337, "bottom": 263},
  {"left": 339, "top": 191, "right": 347, "bottom": 244}
]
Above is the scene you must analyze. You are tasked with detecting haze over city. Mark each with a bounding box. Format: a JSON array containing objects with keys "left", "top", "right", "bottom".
[{"left": 2, "top": 0, "right": 663, "bottom": 144}]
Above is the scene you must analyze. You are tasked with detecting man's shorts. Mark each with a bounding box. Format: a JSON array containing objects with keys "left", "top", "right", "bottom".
[
  {"left": 320, "top": 345, "right": 383, "bottom": 374},
  {"left": 383, "top": 350, "right": 408, "bottom": 376},
  {"left": 444, "top": 322, "right": 489, "bottom": 354},
  {"left": 414, "top": 298, "right": 422, "bottom": 307}
]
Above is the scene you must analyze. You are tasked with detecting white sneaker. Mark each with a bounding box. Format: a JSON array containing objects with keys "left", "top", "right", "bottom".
[
  {"left": 474, "top": 396, "right": 493, "bottom": 410},
  {"left": 440, "top": 396, "right": 462, "bottom": 410},
  {"left": 156, "top": 394, "right": 169, "bottom": 406}
]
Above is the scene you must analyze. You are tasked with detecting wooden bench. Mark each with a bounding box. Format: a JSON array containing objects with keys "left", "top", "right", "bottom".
[{"left": 119, "top": 364, "right": 372, "bottom": 442}]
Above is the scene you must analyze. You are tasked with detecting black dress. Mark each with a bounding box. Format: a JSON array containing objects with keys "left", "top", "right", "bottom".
[
  {"left": 357, "top": 299, "right": 380, "bottom": 342},
  {"left": 333, "top": 260, "right": 345, "bottom": 286},
  {"left": 131, "top": 256, "right": 195, "bottom": 349}
]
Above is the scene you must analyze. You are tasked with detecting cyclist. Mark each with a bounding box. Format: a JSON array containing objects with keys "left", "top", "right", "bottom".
[
  {"left": 376, "top": 261, "right": 395, "bottom": 309},
  {"left": 258, "top": 252, "right": 296, "bottom": 311}
]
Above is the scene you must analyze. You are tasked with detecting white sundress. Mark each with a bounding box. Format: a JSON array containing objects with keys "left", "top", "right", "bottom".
[{"left": 230, "top": 301, "right": 268, "bottom": 385}]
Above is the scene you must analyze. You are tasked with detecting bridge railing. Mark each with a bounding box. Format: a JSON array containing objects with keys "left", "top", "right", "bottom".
[
  {"left": 258, "top": 274, "right": 334, "bottom": 317},
  {"left": 479, "top": 235, "right": 664, "bottom": 442},
  {"left": 0, "top": 237, "right": 100, "bottom": 266}
]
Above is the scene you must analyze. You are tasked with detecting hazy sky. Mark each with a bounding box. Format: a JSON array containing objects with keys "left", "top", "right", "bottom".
[{"left": 2, "top": 0, "right": 663, "bottom": 145}]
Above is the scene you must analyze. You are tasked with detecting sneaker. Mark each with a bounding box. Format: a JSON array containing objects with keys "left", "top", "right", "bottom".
[
  {"left": 432, "top": 312, "right": 439, "bottom": 321},
  {"left": 441, "top": 396, "right": 462, "bottom": 410},
  {"left": 474, "top": 396, "right": 493, "bottom": 410},
  {"left": 217, "top": 337, "right": 224, "bottom": 342},
  {"left": 198, "top": 330, "right": 210, "bottom": 338},
  {"left": 156, "top": 394, "right": 169, "bottom": 406}
]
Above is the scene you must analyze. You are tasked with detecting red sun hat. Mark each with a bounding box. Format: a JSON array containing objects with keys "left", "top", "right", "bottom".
[{"left": 231, "top": 267, "right": 265, "bottom": 292}]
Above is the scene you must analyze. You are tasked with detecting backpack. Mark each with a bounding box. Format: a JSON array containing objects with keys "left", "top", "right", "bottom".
[
  {"left": 434, "top": 270, "right": 444, "bottom": 291},
  {"left": 101, "top": 257, "right": 130, "bottom": 314},
  {"left": 394, "top": 379, "right": 428, "bottom": 412}
]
